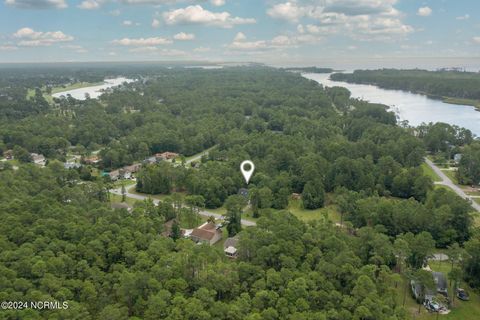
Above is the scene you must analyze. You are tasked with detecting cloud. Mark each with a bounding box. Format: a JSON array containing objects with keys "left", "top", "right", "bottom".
[
  {"left": 267, "top": 1, "right": 310, "bottom": 22},
  {"left": 109, "top": 9, "right": 121, "bottom": 16},
  {"left": 13, "top": 27, "right": 73, "bottom": 46},
  {"left": 61, "top": 45, "right": 88, "bottom": 53},
  {"left": 210, "top": 0, "right": 225, "bottom": 6},
  {"left": 128, "top": 47, "right": 187, "bottom": 57},
  {"left": 227, "top": 32, "right": 309, "bottom": 51},
  {"left": 163, "top": 5, "right": 256, "bottom": 28},
  {"left": 456, "top": 14, "right": 470, "bottom": 20},
  {"left": 473, "top": 37, "right": 480, "bottom": 44},
  {"left": 173, "top": 32, "right": 195, "bottom": 40},
  {"left": 122, "top": 20, "right": 140, "bottom": 26},
  {"left": 0, "top": 45, "right": 18, "bottom": 51},
  {"left": 268, "top": 1, "right": 413, "bottom": 42},
  {"left": 152, "top": 19, "right": 161, "bottom": 28},
  {"left": 194, "top": 46, "right": 210, "bottom": 52},
  {"left": 77, "top": 0, "right": 100, "bottom": 9},
  {"left": 112, "top": 37, "right": 172, "bottom": 46},
  {"left": 5, "top": 0, "right": 67, "bottom": 9},
  {"left": 417, "top": 6, "right": 432, "bottom": 17},
  {"left": 234, "top": 32, "right": 246, "bottom": 41}
]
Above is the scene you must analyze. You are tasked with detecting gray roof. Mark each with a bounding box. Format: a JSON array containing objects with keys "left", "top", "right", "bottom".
[
  {"left": 224, "top": 236, "right": 239, "bottom": 249},
  {"left": 432, "top": 272, "right": 447, "bottom": 292}
]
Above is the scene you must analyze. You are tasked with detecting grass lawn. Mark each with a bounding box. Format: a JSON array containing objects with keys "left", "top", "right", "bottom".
[
  {"left": 288, "top": 199, "right": 341, "bottom": 223},
  {"left": 110, "top": 193, "right": 138, "bottom": 206},
  {"left": 206, "top": 206, "right": 227, "bottom": 216},
  {"left": 127, "top": 185, "right": 184, "bottom": 201},
  {"left": 422, "top": 163, "right": 442, "bottom": 182}
]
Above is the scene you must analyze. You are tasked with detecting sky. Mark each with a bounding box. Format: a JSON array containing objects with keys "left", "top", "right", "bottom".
[{"left": 0, "top": 0, "right": 479, "bottom": 67}]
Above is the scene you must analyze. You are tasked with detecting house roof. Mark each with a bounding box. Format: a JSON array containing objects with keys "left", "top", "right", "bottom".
[
  {"left": 224, "top": 236, "right": 239, "bottom": 249},
  {"left": 191, "top": 228, "right": 216, "bottom": 240},
  {"left": 432, "top": 272, "right": 447, "bottom": 291},
  {"left": 191, "top": 222, "right": 219, "bottom": 241},
  {"left": 225, "top": 246, "right": 237, "bottom": 254},
  {"left": 111, "top": 202, "right": 132, "bottom": 210}
]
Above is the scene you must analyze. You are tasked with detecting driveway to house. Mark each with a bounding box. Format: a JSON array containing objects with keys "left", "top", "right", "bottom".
[
  {"left": 110, "top": 186, "right": 256, "bottom": 226},
  {"left": 425, "top": 158, "right": 480, "bottom": 212}
]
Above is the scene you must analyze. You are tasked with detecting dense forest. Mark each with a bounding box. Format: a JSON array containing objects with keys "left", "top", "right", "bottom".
[
  {"left": 331, "top": 69, "right": 480, "bottom": 102},
  {"left": 0, "top": 65, "right": 479, "bottom": 319}
]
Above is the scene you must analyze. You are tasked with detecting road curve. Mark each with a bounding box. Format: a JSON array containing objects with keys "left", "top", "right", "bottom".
[
  {"left": 110, "top": 186, "right": 256, "bottom": 226},
  {"left": 425, "top": 158, "right": 480, "bottom": 212}
]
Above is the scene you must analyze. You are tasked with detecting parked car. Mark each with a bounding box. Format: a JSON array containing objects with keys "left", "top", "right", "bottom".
[
  {"left": 456, "top": 288, "right": 470, "bottom": 301},
  {"left": 424, "top": 299, "right": 441, "bottom": 312}
]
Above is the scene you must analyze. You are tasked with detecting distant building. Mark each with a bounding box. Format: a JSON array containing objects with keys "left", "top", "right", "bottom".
[
  {"left": 453, "top": 153, "right": 462, "bottom": 164},
  {"left": 64, "top": 162, "right": 82, "bottom": 169},
  {"left": 190, "top": 222, "right": 223, "bottom": 245},
  {"left": 111, "top": 202, "right": 132, "bottom": 212},
  {"left": 4, "top": 150, "right": 14, "bottom": 160},
  {"left": 155, "top": 152, "right": 179, "bottom": 161},
  {"left": 84, "top": 155, "right": 101, "bottom": 165},
  {"left": 30, "top": 153, "right": 46, "bottom": 167},
  {"left": 238, "top": 188, "right": 249, "bottom": 198},
  {"left": 411, "top": 271, "right": 448, "bottom": 303},
  {"left": 109, "top": 170, "right": 120, "bottom": 181},
  {"left": 291, "top": 193, "right": 302, "bottom": 200},
  {"left": 143, "top": 156, "right": 157, "bottom": 164},
  {"left": 224, "top": 236, "right": 239, "bottom": 258}
]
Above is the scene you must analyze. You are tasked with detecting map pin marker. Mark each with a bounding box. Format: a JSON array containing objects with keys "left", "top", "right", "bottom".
[{"left": 240, "top": 160, "right": 255, "bottom": 184}]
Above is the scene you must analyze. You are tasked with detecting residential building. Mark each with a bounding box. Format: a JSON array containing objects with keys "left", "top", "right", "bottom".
[
  {"left": 155, "top": 151, "right": 179, "bottom": 161},
  {"left": 190, "top": 222, "right": 222, "bottom": 245},
  {"left": 224, "top": 236, "right": 239, "bottom": 258},
  {"left": 31, "top": 153, "right": 46, "bottom": 167}
]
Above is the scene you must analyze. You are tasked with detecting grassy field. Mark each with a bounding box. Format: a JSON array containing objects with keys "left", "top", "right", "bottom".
[
  {"left": 288, "top": 199, "right": 341, "bottom": 223},
  {"left": 110, "top": 193, "right": 138, "bottom": 206},
  {"left": 443, "top": 97, "right": 480, "bottom": 111},
  {"left": 422, "top": 163, "right": 442, "bottom": 182}
]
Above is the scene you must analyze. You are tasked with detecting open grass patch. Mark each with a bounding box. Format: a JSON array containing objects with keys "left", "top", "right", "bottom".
[
  {"left": 422, "top": 163, "right": 442, "bottom": 182},
  {"left": 287, "top": 199, "right": 341, "bottom": 223}
]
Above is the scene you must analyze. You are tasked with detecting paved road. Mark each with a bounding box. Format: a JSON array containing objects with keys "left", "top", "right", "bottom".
[
  {"left": 425, "top": 158, "right": 480, "bottom": 212},
  {"left": 110, "top": 186, "right": 256, "bottom": 226}
]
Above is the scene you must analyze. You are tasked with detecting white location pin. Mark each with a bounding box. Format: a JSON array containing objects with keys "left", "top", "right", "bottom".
[{"left": 240, "top": 160, "right": 255, "bottom": 184}]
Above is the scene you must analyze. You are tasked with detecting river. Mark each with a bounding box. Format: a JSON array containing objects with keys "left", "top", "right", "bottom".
[
  {"left": 303, "top": 73, "right": 480, "bottom": 136},
  {"left": 52, "top": 77, "right": 134, "bottom": 100}
]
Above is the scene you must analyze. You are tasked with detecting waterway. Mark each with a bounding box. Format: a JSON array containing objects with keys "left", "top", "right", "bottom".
[
  {"left": 303, "top": 73, "right": 480, "bottom": 136},
  {"left": 52, "top": 77, "right": 134, "bottom": 100}
]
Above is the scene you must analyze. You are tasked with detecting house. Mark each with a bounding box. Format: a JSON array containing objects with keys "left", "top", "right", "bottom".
[
  {"left": 291, "top": 193, "right": 302, "bottom": 200},
  {"left": 111, "top": 202, "right": 132, "bottom": 212},
  {"left": 428, "top": 272, "right": 448, "bottom": 300},
  {"left": 31, "top": 153, "right": 46, "bottom": 167},
  {"left": 155, "top": 152, "right": 179, "bottom": 161},
  {"left": 453, "top": 153, "right": 462, "bottom": 165},
  {"left": 411, "top": 272, "right": 448, "bottom": 303},
  {"left": 124, "top": 163, "right": 142, "bottom": 175},
  {"left": 84, "top": 155, "right": 101, "bottom": 165},
  {"left": 224, "top": 236, "right": 239, "bottom": 258},
  {"left": 4, "top": 150, "right": 14, "bottom": 160},
  {"left": 143, "top": 156, "right": 157, "bottom": 164},
  {"left": 109, "top": 170, "right": 120, "bottom": 181},
  {"left": 238, "top": 188, "right": 249, "bottom": 198},
  {"left": 64, "top": 162, "right": 82, "bottom": 169},
  {"left": 190, "top": 222, "right": 223, "bottom": 245}
]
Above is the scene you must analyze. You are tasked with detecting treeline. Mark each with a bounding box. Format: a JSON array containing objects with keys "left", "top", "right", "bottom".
[{"left": 331, "top": 69, "right": 480, "bottom": 100}]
